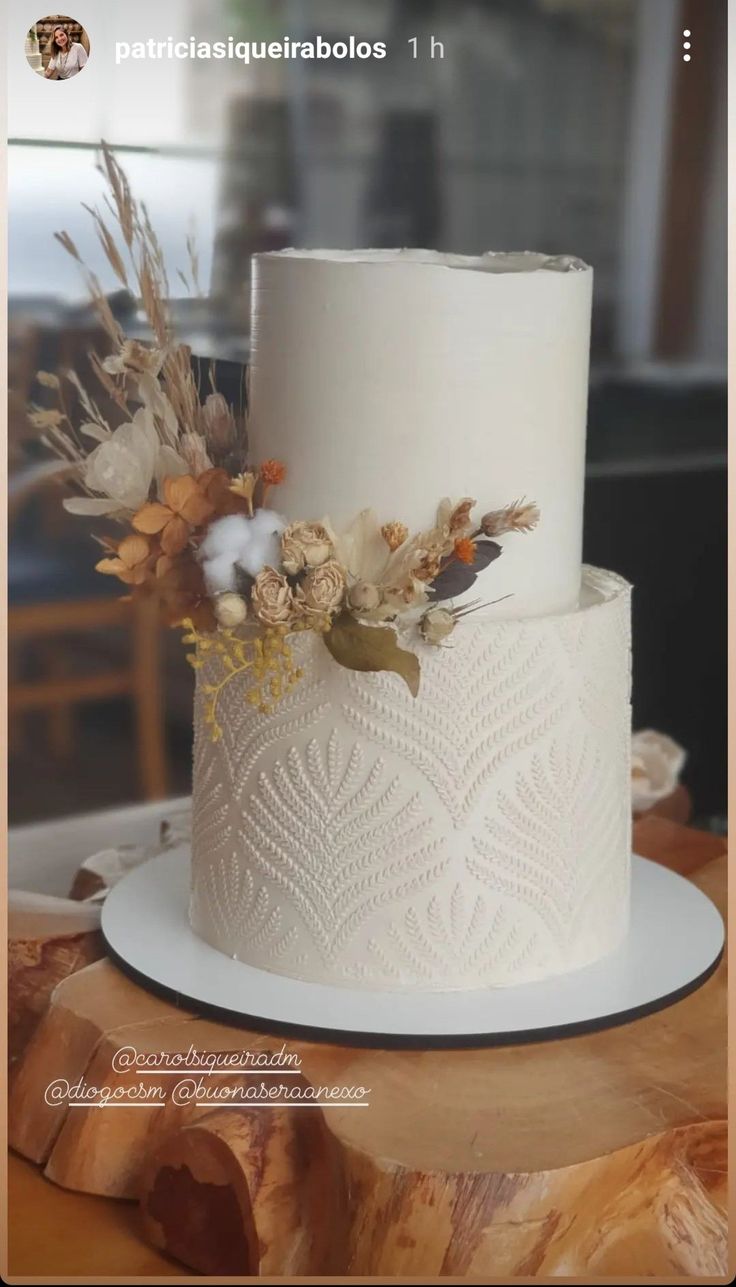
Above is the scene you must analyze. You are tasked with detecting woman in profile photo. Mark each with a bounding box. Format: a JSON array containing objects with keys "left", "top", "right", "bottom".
[{"left": 44, "top": 24, "right": 87, "bottom": 78}]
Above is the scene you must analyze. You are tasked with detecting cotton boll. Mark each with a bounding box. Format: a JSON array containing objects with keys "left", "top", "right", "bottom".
[
  {"left": 199, "top": 514, "right": 252, "bottom": 561},
  {"left": 199, "top": 510, "right": 288, "bottom": 591},
  {"left": 235, "top": 510, "right": 287, "bottom": 578},
  {"left": 237, "top": 532, "right": 283, "bottom": 577},
  {"left": 199, "top": 514, "right": 251, "bottom": 593},
  {"left": 202, "top": 553, "right": 240, "bottom": 594},
  {"left": 250, "top": 510, "right": 287, "bottom": 538}
]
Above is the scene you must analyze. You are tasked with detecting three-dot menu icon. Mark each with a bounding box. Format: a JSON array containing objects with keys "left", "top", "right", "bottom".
[{"left": 683, "top": 29, "right": 691, "bottom": 61}]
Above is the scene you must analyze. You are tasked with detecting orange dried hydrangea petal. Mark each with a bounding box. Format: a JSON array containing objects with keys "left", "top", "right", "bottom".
[
  {"left": 179, "top": 490, "right": 214, "bottom": 527},
  {"left": 117, "top": 533, "right": 151, "bottom": 569},
  {"left": 95, "top": 556, "right": 126, "bottom": 577},
  {"left": 160, "top": 515, "right": 191, "bottom": 556},
  {"left": 133, "top": 502, "right": 172, "bottom": 535},
  {"left": 197, "top": 467, "right": 231, "bottom": 503},
  {"left": 155, "top": 553, "right": 176, "bottom": 579},
  {"left": 95, "top": 557, "right": 141, "bottom": 586},
  {"left": 127, "top": 564, "right": 151, "bottom": 586},
  {"left": 163, "top": 474, "right": 199, "bottom": 514}
]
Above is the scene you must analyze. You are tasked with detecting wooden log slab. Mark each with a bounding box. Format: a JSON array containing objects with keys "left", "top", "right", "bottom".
[
  {"left": 303, "top": 1120, "right": 726, "bottom": 1277},
  {"left": 633, "top": 812, "right": 727, "bottom": 874},
  {"left": 140, "top": 1103, "right": 348, "bottom": 1276},
  {"left": 10, "top": 967, "right": 352, "bottom": 1198},
  {"left": 8, "top": 892, "right": 105, "bottom": 1065},
  {"left": 43, "top": 1019, "right": 283, "bottom": 1198},
  {"left": 8, "top": 958, "right": 193, "bottom": 1165},
  {"left": 8, "top": 820, "right": 728, "bottom": 1277}
]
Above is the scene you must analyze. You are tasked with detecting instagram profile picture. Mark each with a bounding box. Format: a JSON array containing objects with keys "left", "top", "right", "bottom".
[{"left": 26, "top": 15, "right": 90, "bottom": 79}]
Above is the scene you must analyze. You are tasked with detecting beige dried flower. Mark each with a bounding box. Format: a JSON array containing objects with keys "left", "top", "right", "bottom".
[
  {"left": 229, "top": 471, "right": 257, "bottom": 516},
  {"left": 631, "top": 730, "right": 686, "bottom": 813},
  {"left": 298, "top": 559, "right": 346, "bottom": 618},
  {"left": 384, "top": 578, "right": 428, "bottom": 610},
  {"left": 380, "top": 520, "right": 409, "bottom": 552},
  {"left": 85, "top": 409, "right": 159, "bottom": 511},
  {"left": 28, "top": 406, "right": 64, "bottom": 430},
  {"left": 415, "top": 548, "right": 444, "bottom": 582},
  {"left": 348, "top": 581, "right": 382, "bottom": 613},
  {"left": 36, "top": 370, "right": 60, "bottom": 389},
  {"left": 481, "top": 501, "right": 540, "bottom": 537},
  {"left": 281, "top": 521, "right": 333, "bottom": 575},
  {"left": 202, "top": 392, "right": 235, "bottom": 455},
  {"left": 214, "top": 593, "right": 248, "bottom": 629},
  {"left": 433, "top": 497, "right": 475, "bottom": 549},
  {"left": 281, "top": 534, "right": 303, "bottom": 576},
  {"left": 102, "top": 340, "right": 164, "bottom": 377},
  {"left": 448, "top": 498, "right": 476, "bottom": 534},
  {"left": 419, "top": 606, "right": 456, "bottom": 645},
  {"left": 251, "top": 567, "right": 296, "bottom": 627},
  {"left": 180, "top": 432, "right": 212, "bottom": 477}
]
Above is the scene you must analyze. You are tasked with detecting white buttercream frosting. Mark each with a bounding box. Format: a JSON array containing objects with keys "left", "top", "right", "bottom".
[
  {"left": 188, "top": 249, "right": 632, "bottom": 995},
  {"left": 248, "top": 248, "right": 593, "bottom": 620},
  {"left": 190, "top": 567, "right": 632, "bottom": 992},
  {"left": 262, "top": 247, "right": 590, "bottom": 272}
]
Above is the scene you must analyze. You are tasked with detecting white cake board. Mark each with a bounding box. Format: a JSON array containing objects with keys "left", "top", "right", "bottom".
[{"left": 101, "top": 850, "right": 723, "bottom": 1049}]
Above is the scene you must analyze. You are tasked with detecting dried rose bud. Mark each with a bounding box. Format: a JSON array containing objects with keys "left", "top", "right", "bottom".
[
  {"left": 481, "top": 501, "right": 540, "bottom": 537},
  {"left": 214, "top": 592, "right": 248, "bottom": 629},
  {"left": 348, "top": 581, "right": 382, "bottom": 612},
  {"left": 381, "top": 520, "right": 409, "bottom": 552},
  {"left": 419, "top": 606, "right": 456, "bottom": 645},
  {"left": 297, "top": 559, "right": 346, "bottom": 618},
  {"left": 252, "top": 568, "right": 296, "bottom": 626},
  {"left": 281, "top": 521, "right": 332, "bottom": 574}
]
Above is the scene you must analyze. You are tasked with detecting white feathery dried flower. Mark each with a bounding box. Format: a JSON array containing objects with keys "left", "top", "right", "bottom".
[{"left": 480, "top": 500, "right": 540, "bottom": 537}]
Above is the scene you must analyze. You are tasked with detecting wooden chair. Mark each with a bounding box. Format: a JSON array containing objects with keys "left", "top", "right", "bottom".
[
  {"left": 8, "top": 595, "right": 168, "bottom": 801},
  {"left": 8, "top": 331, "right": 169, "bottom": 803}
]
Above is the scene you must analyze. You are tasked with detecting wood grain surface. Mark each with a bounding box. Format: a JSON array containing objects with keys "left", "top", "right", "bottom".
[
  {"left": 8, "top": 892, "right": 105, "bottom": 1065},
  {"left": 7, "top": 817, "right": 728, "bottom": 1278}
]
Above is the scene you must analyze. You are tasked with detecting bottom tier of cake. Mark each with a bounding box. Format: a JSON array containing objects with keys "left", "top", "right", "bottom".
[{"left": 190, "top": 566, "right": 632, "bottom": 991}]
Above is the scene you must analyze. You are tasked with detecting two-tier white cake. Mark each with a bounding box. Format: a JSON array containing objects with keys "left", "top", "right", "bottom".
[{"left": 190, "top": 249, "right": 632, "bottom": 990}]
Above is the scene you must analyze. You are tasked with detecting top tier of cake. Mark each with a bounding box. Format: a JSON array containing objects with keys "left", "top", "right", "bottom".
[{"left": 247, "top": 249, "right": 593, "bottom": 618}]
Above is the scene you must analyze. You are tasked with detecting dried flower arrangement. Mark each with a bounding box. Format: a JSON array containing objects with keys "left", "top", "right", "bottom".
[{"left": 30, "top": 144, "right": 540, "bottom": 733}]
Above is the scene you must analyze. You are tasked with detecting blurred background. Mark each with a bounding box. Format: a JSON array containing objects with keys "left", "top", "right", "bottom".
[{"left": 7, "top": 0, "right": 726, "bottom": 827}]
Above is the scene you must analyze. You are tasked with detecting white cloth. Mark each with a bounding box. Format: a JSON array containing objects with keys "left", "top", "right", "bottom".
[{"left": 48, "top": 41, "right": 87, "bottom": 78}]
